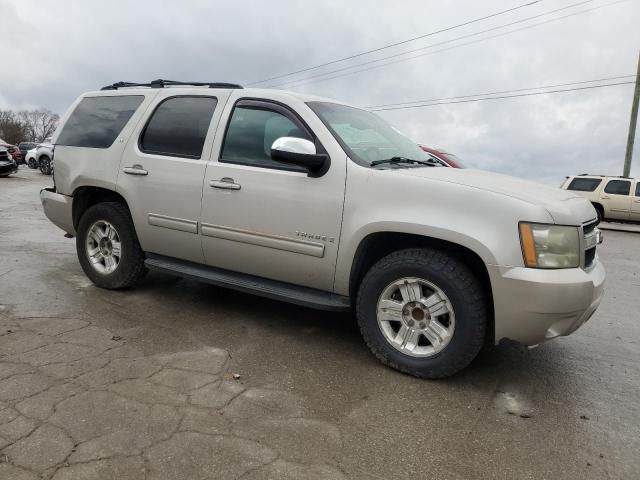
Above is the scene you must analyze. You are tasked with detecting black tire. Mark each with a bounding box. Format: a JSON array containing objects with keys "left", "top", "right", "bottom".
[
  {"left": 39, "top": 156, "right": 51, "bottom": 175},
  {"left": 356, "top": 248, "right": 488, "bottom": 379},
  {"left": 76, "top": 202, "right": 147, "bottom": 289},
  {"left": 28, "top": 159, "right": 36, "bottom": 169}
]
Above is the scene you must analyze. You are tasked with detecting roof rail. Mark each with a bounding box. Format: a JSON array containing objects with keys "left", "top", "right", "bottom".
[{"left": 101, "top": 79, "right": 243, "bottom": 90}]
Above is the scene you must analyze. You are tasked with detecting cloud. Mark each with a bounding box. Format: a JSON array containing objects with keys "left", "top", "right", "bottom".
[{"left": 1, "top": 0, "right": 639, "bottom": 181}]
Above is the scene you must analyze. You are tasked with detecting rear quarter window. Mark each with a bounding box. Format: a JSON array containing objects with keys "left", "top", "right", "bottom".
[
  {"left": 566, "top": 178, "right": 602, "bottom": 192},
  {"left": 56, "top": 95, "right": 144, "bottom": 148}
]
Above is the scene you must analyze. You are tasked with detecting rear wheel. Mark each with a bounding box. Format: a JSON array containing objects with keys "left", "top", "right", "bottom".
[
  {"left": 356, "top": 248, "right": 488, "bottom": 379},
  {"left": 76, "top": 202, "right": 147, "bottom": 289},
  {"left": 39, "top": 156, "right": 51, "bottom": 175}
]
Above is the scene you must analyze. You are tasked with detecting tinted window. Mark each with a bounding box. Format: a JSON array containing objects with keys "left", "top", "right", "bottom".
[
  {"left": 636, "top": 183, "right": 640, "bottom": 197},
  {"left": 604, "top": 180, "right": 631, "bottom": 196},
  {"left": 57, "top": 96, "right": 144, "bottom": 148},
  {"left": 221, "top": 105, "right": 311, "bottom": 171},
  {"left": 567, "top": 178, "right": 602, "bottom": 192},
  {"left": 141, "top": 96, "right": 217, "bottom": 158}
]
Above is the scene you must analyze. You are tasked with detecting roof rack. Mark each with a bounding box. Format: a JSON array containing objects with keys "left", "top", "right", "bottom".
[{"left": 101, "top": 79, "right": 243, "bottom": 90}]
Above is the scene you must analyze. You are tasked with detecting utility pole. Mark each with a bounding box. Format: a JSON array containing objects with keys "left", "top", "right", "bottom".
[{"left": 623, "top": 51, "right": 640, "bottom": 178}]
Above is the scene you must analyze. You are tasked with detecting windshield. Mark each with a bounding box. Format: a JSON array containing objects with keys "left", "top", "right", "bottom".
[
  {"left": 441, "top": 152, "right": 467, "bottom": 168},
  {"left": 308, "top": 102, "right": 433, "bottom": 167}
]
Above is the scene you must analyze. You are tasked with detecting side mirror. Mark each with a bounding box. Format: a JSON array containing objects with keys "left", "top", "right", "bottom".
[{"left": 271, "top": 137, "right": 328, "bottom": 175}]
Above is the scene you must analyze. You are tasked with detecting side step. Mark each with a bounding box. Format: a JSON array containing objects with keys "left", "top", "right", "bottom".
[{"left": 144, "top": 254, "right": 351, "bottom": 312}]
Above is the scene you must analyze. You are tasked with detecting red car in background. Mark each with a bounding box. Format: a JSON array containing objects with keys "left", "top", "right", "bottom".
[
  {"left": 419, "top": 145, "right": 465, "bottom": 168},
  {"left": 0, "top": 144, "right": 23, "bottom": 164}
]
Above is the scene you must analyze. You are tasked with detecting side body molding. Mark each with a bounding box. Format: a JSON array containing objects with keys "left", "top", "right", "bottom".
[
  {"left": 148, "top": 214, "right": 198, "bottom": 234},
  {"left": 200, "top": 223, "right": 325, "bottom": 258}
]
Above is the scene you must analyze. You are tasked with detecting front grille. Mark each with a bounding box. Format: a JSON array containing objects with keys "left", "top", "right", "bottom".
[
  {"left": 585, "top": 247, "right": 596, "bottom": 267},
  {"left": 582, "top": 219, "right": 599, "bottom": 268},
  {"left": 583, "top": 220, "right": 598, "bottom": 235}
]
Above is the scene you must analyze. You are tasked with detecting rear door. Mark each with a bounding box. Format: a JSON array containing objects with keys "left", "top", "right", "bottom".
[
  {"left": 631, "top": 181, "right": 640, "bottom": 222},
  {"left": 116, "top": 91, "right": 230, "bottom": 263},
  {"left": 600, "top": 179, "right": 632, "bottom": 220}
]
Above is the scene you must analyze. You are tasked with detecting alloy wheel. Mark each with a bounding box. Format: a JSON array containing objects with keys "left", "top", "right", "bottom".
[
  {"left": 85, "top": 220, "right": 122, "bottom": 274},
  {"left": 376, "top": 277, "right": 455, "bottom": 357}
]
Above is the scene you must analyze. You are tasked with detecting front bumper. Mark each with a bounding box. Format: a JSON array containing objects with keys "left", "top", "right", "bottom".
[
  {"left": 489, "top": 260, "right": 605, "bottom": 345},
  {"left": 40, "top": 187, "right": 75, "bottom": 235},
  {"left": 0, "top": 161, "right": 18, "bottom": 175}
]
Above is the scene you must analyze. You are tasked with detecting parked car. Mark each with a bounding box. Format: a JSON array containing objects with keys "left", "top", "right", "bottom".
[
  {"left": 419, "top": 145, "right": 466, "bottom": 168},
  {"left": 25, "top": 148, "right": 39, "bottom": 169},
  {"left": 41, "top": 80, "right": 605, "bottom": 378},
  {"left": 561, "top": 174, "right": 640, "bottom": 223},
  {"left": 35, "top": 139, "right": 54, "bottom": 175},
  {"left": 19, "top": 142, "right": 38, "bottom": 162},
  {"left": 0, "top": 143, "right": 23, "bottom": 164},
  {"left": 0, "top": 146, "right": 18, "bottom": 177}
]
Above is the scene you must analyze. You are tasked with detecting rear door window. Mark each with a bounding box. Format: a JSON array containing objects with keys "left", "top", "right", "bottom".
[
  {"left": 566, "top": 178, "right": 602, "bottom": 192},
  {"left": 57, "top": 95, "right": 144, "bottom": 148},
  {"left": 603, "top": 180, "right": 631, "bottom": 196},
  {"left": 140, "top": 96, "right": 217, "bottom": 159},
  {"left": 635, "top": 182, "right": 640, "bottom": 197}
]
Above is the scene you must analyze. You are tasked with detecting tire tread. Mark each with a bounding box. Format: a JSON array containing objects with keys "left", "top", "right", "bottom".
[{"left": 356, "top": 248, "right": 487, "bottom": 379}]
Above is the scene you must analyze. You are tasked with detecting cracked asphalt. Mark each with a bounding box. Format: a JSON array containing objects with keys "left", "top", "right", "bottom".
[{"left": 1, "top": 167, "right": 639, "bottom": 480}]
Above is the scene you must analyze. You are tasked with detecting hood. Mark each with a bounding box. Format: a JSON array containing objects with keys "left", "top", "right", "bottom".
[{"left": 394, "top": 167, "right": 597, "bottom": 225}]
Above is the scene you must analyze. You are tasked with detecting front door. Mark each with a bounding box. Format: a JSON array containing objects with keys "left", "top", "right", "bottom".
[
  {"left": 600, "top": 179, "right": 632, "bottom": 220},
  {"left": 200, "top": 95, "right": 346, "bottom": 291},
  {"left": 117, "top": 93, "right": 229, "bottom": 263}
]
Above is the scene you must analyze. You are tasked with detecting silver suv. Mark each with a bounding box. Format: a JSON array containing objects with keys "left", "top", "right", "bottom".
[{"left": 41, "top": 80, "right": 605, "bottom": 378}]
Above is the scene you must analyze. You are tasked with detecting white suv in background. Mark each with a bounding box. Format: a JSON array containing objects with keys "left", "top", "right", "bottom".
[
  {"left": 40, "top": 79, "right": 605, "bottom": 378},
  {"left": 562, "top": 175, "right": 640, "bottom": 223}
]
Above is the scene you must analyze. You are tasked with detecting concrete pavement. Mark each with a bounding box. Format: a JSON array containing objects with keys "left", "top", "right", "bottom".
[{"left": 1, "top": 167, "right": 639, "bottom": 479}]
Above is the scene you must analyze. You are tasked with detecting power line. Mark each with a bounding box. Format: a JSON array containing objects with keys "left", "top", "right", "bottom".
[
  {"left": 369, "top": 81, "right": 635, "bottom": 112},
  {"left": 273, "top": 0, "right": 625, "bottom": 89},
  {"left": 245, "top": 0, "right": 547, "bottom": 86},
  {"left": 366, "top": 75, "right": 636, "bottom": 108},
  {"left": 271, "top": 0, "right": 595, "bottom": 88}
]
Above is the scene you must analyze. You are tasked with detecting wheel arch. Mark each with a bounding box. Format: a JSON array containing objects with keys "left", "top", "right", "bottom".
[
  {"left": 347, "top": 231, "right": 495, "bottom": 344},
  {"left": 72, "top": 186, "right": 132, "bottom": 231},
  {"left": 591, "top": 202, "right": 604, "bottom": 221}
]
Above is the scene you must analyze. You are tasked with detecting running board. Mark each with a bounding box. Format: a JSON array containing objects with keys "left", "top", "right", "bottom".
[{"left": 144, "top": 254, "right": 351, "bottom": 312}]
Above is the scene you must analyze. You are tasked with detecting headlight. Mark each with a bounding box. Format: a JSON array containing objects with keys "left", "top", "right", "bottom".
[{"left": 519, "top": 223, "right": 580, "bottom": 269}]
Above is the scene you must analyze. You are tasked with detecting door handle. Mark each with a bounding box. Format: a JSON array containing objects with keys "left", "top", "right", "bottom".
[
  {"left": 210, "top": 177, "right": 241, "bottom": 190},
  {"left": 123, "top": 165, "right": 148, "bottom": 176},
  {"left": 601, "top": 196, "right": 610, "bottom": 199}
]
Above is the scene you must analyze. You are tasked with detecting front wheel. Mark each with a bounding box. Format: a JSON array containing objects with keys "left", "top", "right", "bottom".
[
  {"left": 76, "top": 202, "right": 147, "bottom": 289},
  {"left": 356, "top": 248, "right": 488, "bottom": 379}
]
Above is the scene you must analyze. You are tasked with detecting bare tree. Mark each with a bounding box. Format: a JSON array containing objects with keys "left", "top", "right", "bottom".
[
  {"left": 18, "top": 109, "right": 60, "bottom": 142},
  {"left": 0, "top": 110, "right": 27, "bottom": 145}
]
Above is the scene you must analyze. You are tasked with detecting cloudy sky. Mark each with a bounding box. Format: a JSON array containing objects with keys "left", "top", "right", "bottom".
[{"left": 1, "top": 0, "right": 639, "bottom": 182}]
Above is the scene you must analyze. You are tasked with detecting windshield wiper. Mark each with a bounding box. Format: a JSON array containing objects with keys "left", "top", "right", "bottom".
[{"left": 370, "top": 156, "right": 439, "bottom": 167}]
